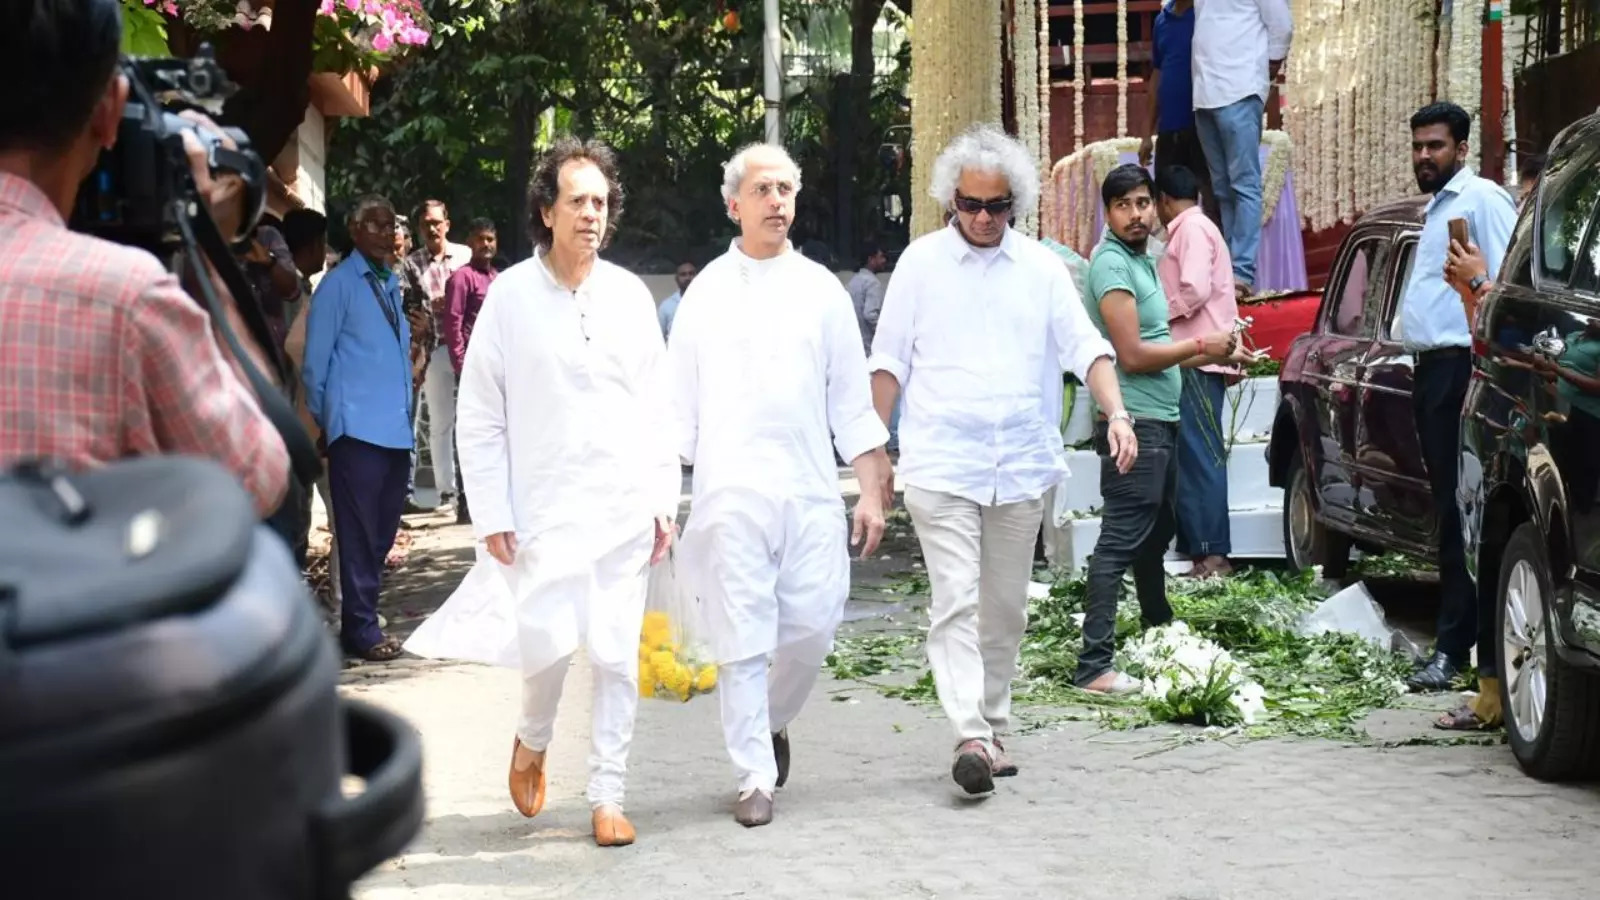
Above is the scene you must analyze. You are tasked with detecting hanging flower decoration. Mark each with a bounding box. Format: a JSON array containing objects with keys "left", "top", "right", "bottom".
[{"left": 119, "top": 0, "right": 431, "bottom": 72}]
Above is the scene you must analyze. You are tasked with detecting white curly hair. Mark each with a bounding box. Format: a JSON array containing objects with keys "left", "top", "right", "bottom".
[
  {"left": 927, "top": 123, "right": 1040, "bottom": 219},
  {"left": 720, "top": 142, "right": 803, "bottom": 222}
]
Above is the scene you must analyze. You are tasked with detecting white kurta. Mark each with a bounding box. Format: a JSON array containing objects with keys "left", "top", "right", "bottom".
[
  {"left": 403, "top": 253, "right": 680, "bottom": 679},
  {"left": 669, "top": 242, "right": 888, "bottom": 667}
]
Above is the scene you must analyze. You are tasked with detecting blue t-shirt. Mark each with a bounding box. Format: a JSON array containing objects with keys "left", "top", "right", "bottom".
[{"left": 1152, "top": 2, "right": 1196, "bottom": 133}]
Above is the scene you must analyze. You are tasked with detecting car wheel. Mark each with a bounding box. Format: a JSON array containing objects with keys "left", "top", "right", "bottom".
[
  {"left": 1282, "top": 451, "right": 1350, "bottom": 578},
  {"left": 1498, "top": 522, "right": 1600, "bottom": 781}
]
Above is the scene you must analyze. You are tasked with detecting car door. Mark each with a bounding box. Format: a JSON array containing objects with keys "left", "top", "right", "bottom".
[
  {"left": 1530, "top": 139, "right": 1600, "bottom": 658},
  {"left": 1354, "top": 232, "right": 1437, "bottom": 551},
  {"left": 1302, "top": 228, "right": 1390, "bottom": 530}
]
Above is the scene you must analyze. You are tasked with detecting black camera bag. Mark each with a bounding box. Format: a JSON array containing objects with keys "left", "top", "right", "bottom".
[{"left": 0, "top": 456, "right": 423, "bottom": 899}]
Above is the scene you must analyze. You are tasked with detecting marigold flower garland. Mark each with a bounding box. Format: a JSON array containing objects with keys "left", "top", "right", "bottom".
[{"left": 1115, "top": 0, "right": 1128, "bottom": 138}]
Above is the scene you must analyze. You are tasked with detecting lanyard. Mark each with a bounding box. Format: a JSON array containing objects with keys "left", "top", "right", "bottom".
[{"left": 361, "top": 269, "right": 411, "bottom": 415}]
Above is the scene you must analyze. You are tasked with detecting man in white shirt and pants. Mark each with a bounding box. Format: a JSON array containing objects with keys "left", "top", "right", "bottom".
[
  {"left": 671, "top": 143, "right": 892, "bottom": 828},
  {"left": 406, "top": 138, "right": 679, "bottom": 848},
  {"left": 869, "top": 124, "right": 1136, "bottom": 796},
  {"left": 1191, "top": 0, "right": 1292, "bottom": 297}
]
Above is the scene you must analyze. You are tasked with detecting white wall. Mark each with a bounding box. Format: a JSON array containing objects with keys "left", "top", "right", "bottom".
[{"left": 295, "top": 107, "right": 327, "bottom": 214}]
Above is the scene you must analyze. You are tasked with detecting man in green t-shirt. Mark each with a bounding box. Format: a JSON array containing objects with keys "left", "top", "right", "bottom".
[{"left": 1075, "top": 164, "right": 1252, "bottom": 695}]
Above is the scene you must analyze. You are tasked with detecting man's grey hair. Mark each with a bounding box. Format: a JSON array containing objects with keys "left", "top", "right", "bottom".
[
  {"left": 928, "top": 124, "right": 1040, "bottom": 219},
  {"left": 347, "top": 194, "right": 395, "bottom": 226},
  {"left": 720, "top": 142, "right": 803, "bottom": 222}
]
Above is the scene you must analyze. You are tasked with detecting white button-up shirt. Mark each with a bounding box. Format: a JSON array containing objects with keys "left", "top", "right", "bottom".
[
  {"left": 869, "top": 225, "right": 1115, "bottom": 506},
  {"left": 1191, "top": 0, "right": 1293, "bottom": 110},
  {"left": 1399, "top": 165, "right": 1519, "bottom": 352}
]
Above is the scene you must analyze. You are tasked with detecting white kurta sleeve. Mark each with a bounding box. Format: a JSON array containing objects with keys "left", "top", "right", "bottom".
[
  {"left": 1049, "top": 263, "right": 1115, "bottom": 383},
  {"left": 455, "top": 282, "right": 516, "bottom": 540},
  {"left": 666, "top": 282, "right": 700, "bottom": 466},
  {"left": 634, "top": 283, "right": 683, "bottom": 519},
  {"left": 866, "top": 264, "right": 914, "bottom": 385},
  {"left": 825, "top": 283, "right": 891, "bottom": 462}
]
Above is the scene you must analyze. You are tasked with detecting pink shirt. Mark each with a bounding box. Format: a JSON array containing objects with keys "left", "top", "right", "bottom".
[{"left": 1159, "top": 205, "right": 1239, "bottom": 376}]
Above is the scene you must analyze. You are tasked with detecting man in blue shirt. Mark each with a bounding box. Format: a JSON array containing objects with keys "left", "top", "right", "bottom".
[
  {"left": 1139, "top": 0, "right": 1219, "bottom": 227},
  {"left": 302, "top": 195, "right": 416, "bottom": 662},
  {"left": 657, "top": 259, "right": 696, "bottom": 340},
  {"left": 1396, "top": 102, "right": 1518, "bottom": 693}
]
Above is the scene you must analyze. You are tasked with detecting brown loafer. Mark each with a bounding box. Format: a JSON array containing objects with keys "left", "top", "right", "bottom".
[
  {"left": 734, "top": 789, "right": 774, "bottom": 827},
  {"left": 991, "top": 738, "right": 1018, "bottom": 778},
  {"left": 592, "top": 804, "right": 635, "bottom": 847},
  {"left": 508, "top": 737, "right": 547, "bottom": 818}
]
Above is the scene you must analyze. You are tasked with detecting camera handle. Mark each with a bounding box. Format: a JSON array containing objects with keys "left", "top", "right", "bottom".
[{"left": 175, "top": 204, "right": 323, "bottom": 488}]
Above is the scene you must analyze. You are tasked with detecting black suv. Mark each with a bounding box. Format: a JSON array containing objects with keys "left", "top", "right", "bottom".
[{"left": 1461, "top": 111, "right": 1600, "bottom": 781}]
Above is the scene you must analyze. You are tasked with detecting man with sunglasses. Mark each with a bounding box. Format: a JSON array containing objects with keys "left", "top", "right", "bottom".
[{"left": 868, "top": 124, "right": 1133, "bottom": 797}]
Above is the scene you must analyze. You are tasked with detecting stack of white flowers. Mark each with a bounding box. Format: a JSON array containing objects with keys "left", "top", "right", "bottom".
[{"left": 1123, "top": 622, "right": 1269, "bottom": 726}]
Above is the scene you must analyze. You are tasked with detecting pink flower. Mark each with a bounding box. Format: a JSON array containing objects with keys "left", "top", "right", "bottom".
[
  {"left": 372, "top": 32, "right": 394, "bottom": 53},
  {"left": 163, "top": 0, "right": 177, "bottom": 13},
  {"left": 319, "top": 0, "right": 335, "bottom": 14},
  {"left": 344, "top": 0, "right": 360, "bottom": 11}
]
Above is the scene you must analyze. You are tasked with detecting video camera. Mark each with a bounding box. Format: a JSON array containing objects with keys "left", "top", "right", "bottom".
[
  {"left": 67, "top": 45, "right": 319, "bottom": 486},
  {"left": 70, "top": 45, "right": 266, "bottom": 256}
]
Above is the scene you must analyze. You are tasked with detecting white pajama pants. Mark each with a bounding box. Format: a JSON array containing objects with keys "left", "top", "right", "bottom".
[
  {"left": 513, "top": 528, "right": 652, "bottom": 810},
  {"left": 680, "top": 490, "right": 850, "bottom": 795},
  {"left": 419, "top": 345, "right": 456, "bottom": 493},
  {"left": 719, "top": 630, "right": 832, "bottom": 796},
  {"left": 903, "top": 485, "right": 1044, "bottom": 753}
]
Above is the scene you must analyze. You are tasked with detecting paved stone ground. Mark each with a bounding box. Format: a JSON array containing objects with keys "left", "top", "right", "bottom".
[{"left": 338, "top": 499, "right": 1600, "bottom": 900}]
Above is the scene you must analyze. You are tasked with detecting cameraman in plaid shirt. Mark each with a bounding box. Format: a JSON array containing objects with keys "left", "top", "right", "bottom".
[{"left": 0, "top": 0, "right": 288, "bottom": 515}]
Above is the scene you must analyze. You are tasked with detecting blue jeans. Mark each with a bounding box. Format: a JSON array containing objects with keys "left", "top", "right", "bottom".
[
  {"left": 1175, "top": 369, "right": 1232, "bottom": 557},
  {"left": 1194, "top": 95, "right": 1264, "bottom": 288}
]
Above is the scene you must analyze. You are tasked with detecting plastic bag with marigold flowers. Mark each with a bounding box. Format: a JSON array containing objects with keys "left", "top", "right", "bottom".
[{"left": 638, "top": 549, "right": 718, "bottom": 702}]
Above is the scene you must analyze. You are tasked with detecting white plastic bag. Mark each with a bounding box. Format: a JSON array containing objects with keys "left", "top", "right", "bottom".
[
  {"left": 638, "top": 550, "right": 718, "bottom": 702},
  {"left": 1294, "top": 582, "right": 1422, "bottom": 659}
]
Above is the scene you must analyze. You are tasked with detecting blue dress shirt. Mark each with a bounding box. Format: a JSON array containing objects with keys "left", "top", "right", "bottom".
[
  {"left": 301, "top": 252, "right": 415, "bottom": 450},
  {"left": 1399, "top": 166, "right": 1518, "bottom": 352}
]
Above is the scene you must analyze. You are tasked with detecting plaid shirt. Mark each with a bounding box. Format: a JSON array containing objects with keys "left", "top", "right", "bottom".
[
  {"left": 402, "top": 242, "right": 470, "bottom": 354},
  {"left": 0, "top": 172, "right": 289, "bottom": 515}
]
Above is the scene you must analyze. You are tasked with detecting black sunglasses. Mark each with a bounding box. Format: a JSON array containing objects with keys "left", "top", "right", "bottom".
[{"left": 953, "top": 195, "right": 1014, "bottom": 216}]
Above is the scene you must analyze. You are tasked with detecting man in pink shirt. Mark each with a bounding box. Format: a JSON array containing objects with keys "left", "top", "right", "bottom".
[
  {"left": 1156, "top": 165, "right": 1240, "bottom": 577},
  {"left": 438, "top": 217, "right": 500, "bottom": 526}
]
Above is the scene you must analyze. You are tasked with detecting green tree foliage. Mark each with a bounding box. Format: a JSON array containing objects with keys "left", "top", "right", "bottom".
[{"left": 329, "top": 0, "right": 910, "bottom": 270}]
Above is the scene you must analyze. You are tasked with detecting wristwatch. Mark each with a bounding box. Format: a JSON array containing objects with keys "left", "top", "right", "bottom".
[
  {"left": 1468, "top": 274, "right": 1490, "bottom": 294},
  {"left": 1107, "top": 410, "right": 1135, "bottom": 427}
]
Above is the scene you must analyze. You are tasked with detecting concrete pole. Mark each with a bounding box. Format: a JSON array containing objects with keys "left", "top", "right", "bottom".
[{"left": 763, "top": 0, "right": 782, "bottom": 144}]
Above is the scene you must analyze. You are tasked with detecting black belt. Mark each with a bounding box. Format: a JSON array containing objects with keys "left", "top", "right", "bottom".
[{"left": 1417, "top": 346, "right": 1471, "bottom": 359}]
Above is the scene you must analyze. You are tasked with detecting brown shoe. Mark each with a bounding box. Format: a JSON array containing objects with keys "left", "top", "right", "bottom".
[
  {"left": 592, "top": 804, "right": 636, "bottom": 847},
  {"left": 508, "top": 737, "right": 547, "bottom": 818},
  {"left": 951, "top": 739, "right": 995, "bottom": 796},
  {"left": 991, "top": 738, "right": 1018, "bottom": 778},
  {"left": 734, "top": 789, "right": 774, "bottom": 827}
]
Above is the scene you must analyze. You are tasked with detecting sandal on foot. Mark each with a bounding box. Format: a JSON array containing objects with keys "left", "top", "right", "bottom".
[
  {"left": 352, "top": 635, "right": 404, "bottom": 662},
  {"left": 1434, "top": 704, "right": 1496, "bottom": 731}
]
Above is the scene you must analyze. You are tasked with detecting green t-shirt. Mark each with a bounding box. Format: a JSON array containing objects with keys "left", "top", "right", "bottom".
[
  {"left": 1558, "top": 331, "right": 1600, "bottom": 422},
  {"left": 1083, "top": 235, "right": 1181, "bottom": 422}
]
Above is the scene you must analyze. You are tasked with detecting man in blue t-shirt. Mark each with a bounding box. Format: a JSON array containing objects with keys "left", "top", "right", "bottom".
[{"left": 1138, "top": 0, "right": 1220, "bottom": 228}]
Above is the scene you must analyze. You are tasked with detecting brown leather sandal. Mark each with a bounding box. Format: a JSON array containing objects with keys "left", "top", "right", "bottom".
[{"left": 353, "top": 635, "right": 404, "bottom": 662}]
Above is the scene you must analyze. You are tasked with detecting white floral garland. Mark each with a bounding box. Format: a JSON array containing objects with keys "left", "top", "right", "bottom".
[
  {"left": 1116, "top": 0, "right": 1128, "bottom": 138},
  {"left": 1073, "top": 0, "right": 1085, "bottom": 151},
  {"left": 1447, "top": 0, "right": 1484, "bottom": 172}
]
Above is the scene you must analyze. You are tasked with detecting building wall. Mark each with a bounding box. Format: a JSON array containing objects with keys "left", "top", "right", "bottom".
[{"left": 295, "top": 107, "right": 327, "bottom": 215}]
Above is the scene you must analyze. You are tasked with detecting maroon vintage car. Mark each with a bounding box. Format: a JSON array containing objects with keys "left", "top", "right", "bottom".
[{"left": 1266, "top": 196, "right": 1434, "bottom": 576}]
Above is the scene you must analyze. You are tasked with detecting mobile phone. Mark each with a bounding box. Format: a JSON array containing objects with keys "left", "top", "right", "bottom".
[{"left": 1448, "top": 217, "right": 1470, "bottom": 248}]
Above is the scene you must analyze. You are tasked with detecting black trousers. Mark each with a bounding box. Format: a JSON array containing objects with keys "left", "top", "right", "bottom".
[
  {"left": 1077, "top": 420, "right": 1179, "bottom": 685},
  {"left": 1156, "top": 127, "right": 1223, "bottom": 231},
  {"left": 1412, "top": 348, "right": 1482, "bottom": 670}
]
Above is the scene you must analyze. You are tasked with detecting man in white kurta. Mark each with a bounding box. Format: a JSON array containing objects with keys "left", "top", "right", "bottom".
[
  {"left": 671, "top": 143, "right": 891, "bottom": 828},
  {"left": 403, "top": 139, "right": 678, "bottom": 848},
  {"left": 869, "top": 124, "right": 1135, "bottom": 797}
]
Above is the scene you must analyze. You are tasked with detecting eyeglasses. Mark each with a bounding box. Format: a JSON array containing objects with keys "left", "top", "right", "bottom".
[
  {"left": 953, "top": 195, "right": 1014, "bottom": 217},
  {"left": 359, "top": 219, "right": 397, "bottom": 234}
]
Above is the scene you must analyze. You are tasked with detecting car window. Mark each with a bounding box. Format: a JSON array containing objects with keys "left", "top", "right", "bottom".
[
  {"left": 1386, "top": 238, "right": 1418, "bottom": 343},
  {"left": 1323, "top": 235, "right": 1391, "bottom": 339},
  {"left": 1537, "top": 139, "right": 1600, "bottom": 288},
  {"left": 1575, "top": 224, "right": 1600, "bottom": 295}
]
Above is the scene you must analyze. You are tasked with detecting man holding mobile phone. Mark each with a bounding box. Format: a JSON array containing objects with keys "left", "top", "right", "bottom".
[{"left": 1396, "top": 102, "right": 1517, "bottom": 695}]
